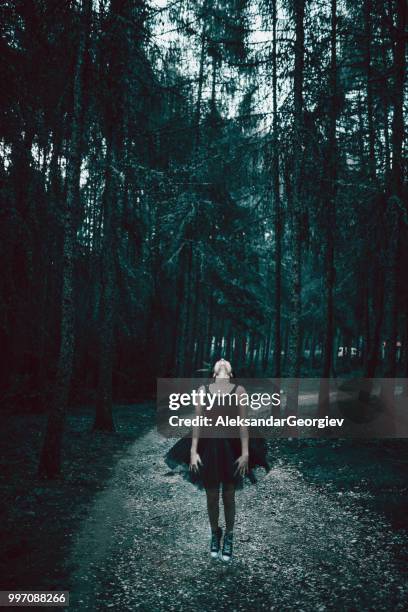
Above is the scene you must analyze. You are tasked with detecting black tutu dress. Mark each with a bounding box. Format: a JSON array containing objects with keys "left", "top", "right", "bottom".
[{"left": 164, "top": 383, "right": 271, "bottom": 490}]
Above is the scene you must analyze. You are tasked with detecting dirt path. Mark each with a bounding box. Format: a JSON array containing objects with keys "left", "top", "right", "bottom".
[{"left": 66, "top": 428, "right": 407, "bottom": 611}]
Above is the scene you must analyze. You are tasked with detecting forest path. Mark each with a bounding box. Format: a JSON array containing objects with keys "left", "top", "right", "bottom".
[{"left": 67, "top": 427, "right": 407, "bottom": 611}]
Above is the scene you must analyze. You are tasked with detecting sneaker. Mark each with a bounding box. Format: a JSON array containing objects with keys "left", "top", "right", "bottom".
[
  {"left": 210, "top": 527, "right": 222, "bottom": 558},
  {"left": 221, "top": 531, "right": 233, "bottom": 561}
]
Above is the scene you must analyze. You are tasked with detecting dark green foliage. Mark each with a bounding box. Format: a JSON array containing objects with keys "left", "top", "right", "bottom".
[{"left": 0, "top": 0, "right": 406, "bottom": 414}]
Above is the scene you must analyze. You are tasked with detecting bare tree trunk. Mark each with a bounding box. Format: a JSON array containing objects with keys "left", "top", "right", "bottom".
[
  {"left": 272, "top": 0, "right": 282, "bottom": 379},
  {"left": 263, "top": 318, "right": 272, "bottom": 372},
  {"left": 234, "top": 331, "right": 246, "bottom": 374},
  {"left": 94, "top": 0, "right": 135, "bottom": 426},
  {"left": 35, "top": 121, "right": 63, "bottom": 404},
  {"left": 182, "top": 239, "right": 194, "bottom": 375},
  {"left": 282, "top": 320, "right": 289, "bottom": 371},
  {"left": 359, "top": 267, "right": 385, "bottom": 401},
  {"left": 357, "top": 0, "right": 380, "bottom": 401},
  {"left": 94, "top": 136, "right": 120, "bottom": 431},
  {"left": 364, "top": 0, "right": 376, "bottom": 180},
  {"left": 380, "top": 0, "right": 406, "bottom": 430},
  {"left": 380, "top": 11, "right": 391, "bottom": 182},
  {"left": 253, "top": 336, "right": 261, "bottom": 374},
  {"left": 195, "top": 23, "right": 206, "bottom": 149},
  {"left": 192, "top": 253, "right": 204, "bottom": 372},
  {"left": 403, "top": 295, "right": 408, "bottom": 396},
  {"left": 309, "top": 330, "right": 317, "bottom": 370},
  {"left": 233, "top": 329, "right": 242, "bottom": 371},
  {"left": 204, "top": 295, "right": 214, "bottom": 366},
  {"left": 171, "top": 265, "right": 184, "bottom": 375},
  {"left": 362, "top": 282, "right": 371, "bottom": 368},
  {"left": 318, "top": 0, "right": 337, "bottom": 416},
  {"left": 332, "top": 327, "right": 340, "bottom": 376},
  {"left": 225, "top": 325, "right": 233, "bottom": 362},
  {"left": 286, "top": 0, "right": 305, "bottom": 415},
  {"left": 39, "top": 0, "right": 91, "bottom": 477},
  {"left": 181, "top": 15, "right": 207, "bottom": 375}
]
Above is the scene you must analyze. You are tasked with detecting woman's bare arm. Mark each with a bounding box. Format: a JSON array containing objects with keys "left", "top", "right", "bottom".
[
  {"left": 235, "top": 385, "right": 249, "bottom": 475},
  {"left": 190, "top": 385, "right": 205, "bottom": 470}
]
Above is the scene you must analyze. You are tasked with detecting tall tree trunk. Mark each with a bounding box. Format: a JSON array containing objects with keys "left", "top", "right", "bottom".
[
  {"left": 39, "top": 0, "right": 91, "bottom": 477},
  {"left": 380, "top": 0, "right": 391, "bottom": 182},
  {"left": 94, "top": 136, "right": 120, "bottom": 431},
  {"left": 36, "top": 119, "right": 63, "bottom": 403},
  {"left": 364, "top": 0, "right": 376, "bottom": 179},
  {"left": 94, "top": 0, "right": 135, "bottom": 417},
  {"left": 204, "top": 295, "right": 214, "bottom": 366},
  {"left": 318, "top": 0, "right": 337, "bottom": 416},
  {"left": 192, "top": 253, "right": 204, "bottom": 372},
  {"left": 225, "top": 325, "right": 233, "bottom": 362},
  {"left": 380, "top": 0, "right": 406, "bottom": 429},
  {"left": 272, "top": 0, "right": 282, "bottom": 379},
  {"left": 233, "top": 329, "right": 242, "bottom": 371},
  {"left": 195, "top": 24, "right": 206, "bottom": 149},
  {"left": 263, "top": 318, "right": 272, "bottom": 372},
  {"left": 362, "top": 282, "right": 371, "bottom": 367},
  {"left": 171, "top": 256, "right": 186, "bottom": 375},
  {"left": 309, "top": 330, "right": 317, "bottom": 369},
  {"left": 358, "top": 0, "right": 376, "bottom": 392},
  {"left": 359, "top": 266, "right": 385, "bottom": 401},
  {"left": 286, "top": 0, "right": 305, "bottom": 415},
  {"left": 183, "top": 239, "right": 194, "bottom": 376},
  {"left": 179, "top": 16, "right": 207, "bottom": 376},
  {"left": 403, "top": 294, "right": 408, "bottom": 396}
]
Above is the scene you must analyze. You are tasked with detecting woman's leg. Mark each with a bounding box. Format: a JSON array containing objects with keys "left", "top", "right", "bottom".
[
  {"left": 222, "top": 483, "right": 236, "bottom": 533},
  {"left": 205, "top": 485, "right": 220, "bottom": 531}
]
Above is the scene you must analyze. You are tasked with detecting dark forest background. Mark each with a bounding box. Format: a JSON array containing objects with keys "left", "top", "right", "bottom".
[{"left": 0, "top": 0, "right": 406, "bottom": 476}]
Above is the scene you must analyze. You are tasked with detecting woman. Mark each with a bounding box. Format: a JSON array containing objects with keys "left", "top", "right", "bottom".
[{"left": 164, "top": 358, "right": 270, "bottom": 561}]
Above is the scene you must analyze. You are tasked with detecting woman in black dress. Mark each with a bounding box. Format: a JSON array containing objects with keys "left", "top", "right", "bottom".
[{"left": 164, "top": 359, "right": 270, "bottom": 561}]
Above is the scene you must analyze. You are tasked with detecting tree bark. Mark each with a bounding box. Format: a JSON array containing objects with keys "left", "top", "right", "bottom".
[
  {"left": 286, "top": 0, "right": 305, "bottom": 416},
  {"left": 39, "top": 0, "right": 91, "bottom": 477},
  {"left": 364, "top": 0, "right": 376, "bottom": 179},
  {"left": 318, "top": 0, "right": 337, "bottom": 416},
  {"left": 380, "top": 0, "right": 406, "bottom": 431},
  {"left": 272, "top": 0, "right": 282, "bottom": 379},
  {"left": 94, "top": 136, "right": 119, "bottom": 431}
]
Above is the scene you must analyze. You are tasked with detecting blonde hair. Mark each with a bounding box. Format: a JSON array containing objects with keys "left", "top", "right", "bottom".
[{"left": 213, "top": 359, "right": 232, "bottom": 377}]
